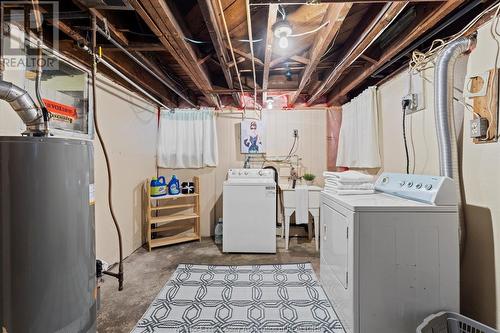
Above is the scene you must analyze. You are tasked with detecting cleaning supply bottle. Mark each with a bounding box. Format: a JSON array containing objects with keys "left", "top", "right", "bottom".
[
  {"left": 150, "top": 176, "right": 167, "bottom": 197},
  {"left": 214, "top": 218, "right": 223, "bottom": 245},
  {"left": 168, "top": 175, "right": 180, "bottom": 195}
]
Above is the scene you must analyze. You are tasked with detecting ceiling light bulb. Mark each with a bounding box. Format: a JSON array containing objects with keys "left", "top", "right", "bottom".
[{"left": 279, "top": 35, "right": 289, "bottom": 49}]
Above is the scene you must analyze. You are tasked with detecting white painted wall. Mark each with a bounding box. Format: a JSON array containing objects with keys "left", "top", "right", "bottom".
[
  {"left": 159, "top": 109, "right": 327, "bottom": 237},
  {"left": 378, "top": 20, "right": 499, "bottom": 327},
  {"left": 0, "top": 68, "right": 158, "bottom": 265}
]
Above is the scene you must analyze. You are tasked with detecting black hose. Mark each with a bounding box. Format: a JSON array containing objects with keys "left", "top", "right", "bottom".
[
  {"left": 402, "top": 102, "right": 410, "bottom": 174},
  {"left": 92, "top": 15, "right": 124, "bottom": 291}
]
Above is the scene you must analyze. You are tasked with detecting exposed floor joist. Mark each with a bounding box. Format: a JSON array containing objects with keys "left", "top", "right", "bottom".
[
  {"left": 307, "top": 1, "right": 407, "bottom": 104},
  {"left": 129, "top": 0, "right": 218, "bottom": 107},
  {"left": 288, "top": 3, "right": 353, "bottom": 105},
  {"left": 262, "top": 4, "right": 279, "bottom": 105},
  {"left": 326, "top": 0, "right": 465, "bottom": 105},
  {"left": 52, "top": 19, "right": 178, "bottom": 108},
  {"left": 198, "top": 0, "right": 242, "bottom": 107},
  {"left": 72, "top": 0, "right": 129, "bottom": 46}
]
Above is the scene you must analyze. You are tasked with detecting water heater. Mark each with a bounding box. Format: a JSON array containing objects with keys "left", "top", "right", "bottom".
[{"left": 0, "top": 136, "right": 96, "bottom": 332}]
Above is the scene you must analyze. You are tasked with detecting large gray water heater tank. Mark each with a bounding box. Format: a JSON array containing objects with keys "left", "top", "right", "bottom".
[{"left": 0, "top": 136, "right": 96, "bottom": 333}]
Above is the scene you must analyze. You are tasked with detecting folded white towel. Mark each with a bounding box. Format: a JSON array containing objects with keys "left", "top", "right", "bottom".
[
  {"left": 324, "top": 188, "right": 375, "bottom": 195},
  {"left": 325, "top": 180, "right": 374, "bottom": 190},
  {"left": 295, "top": 185, "right": 309, "bottom": 225},
  {"left": 323, "top": 171, "right": 374, "bottom": 183}
]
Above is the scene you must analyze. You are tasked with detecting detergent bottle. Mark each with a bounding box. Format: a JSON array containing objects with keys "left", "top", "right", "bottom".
[
  {"left": 214, "top": 218, "right": 223, "bottom": 245},
  {"left": 150, "top": 176, "right": 167, "bottom": 197},
  {"left": 168, "top": 175, "right": 180, "bottom": 195}
]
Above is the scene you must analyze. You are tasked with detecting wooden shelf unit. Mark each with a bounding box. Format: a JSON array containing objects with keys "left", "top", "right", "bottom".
[{"left": 145, "top": 177, "right": 200, "bottom": 251}]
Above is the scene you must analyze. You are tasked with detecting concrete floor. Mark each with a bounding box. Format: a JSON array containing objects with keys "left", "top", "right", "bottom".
[{"left": 97, "top": 237, "right": 320, "bottom": 332}]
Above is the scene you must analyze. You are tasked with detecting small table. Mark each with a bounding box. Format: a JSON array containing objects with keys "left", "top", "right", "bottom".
[{"left": 280, "top": 184, "right": 322, "bottom": 251}]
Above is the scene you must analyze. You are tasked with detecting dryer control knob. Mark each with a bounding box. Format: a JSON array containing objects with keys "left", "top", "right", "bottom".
[
  {"left": 425, "top": 184, "right": 433, "bottom": 191},
  {"left": 258, "top": 170, "right": 264, "bottom": 176}
]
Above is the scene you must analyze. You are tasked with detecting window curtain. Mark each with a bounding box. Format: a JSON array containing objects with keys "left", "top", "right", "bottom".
[
  {"left": 157, "top": 108, "right": 218, "bottom": 168},
  {"left": 336, "top": 86, "right": 381, "bottom": 168}
]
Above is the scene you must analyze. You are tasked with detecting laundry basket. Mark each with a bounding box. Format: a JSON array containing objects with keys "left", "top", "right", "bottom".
[{"left": 417, "top": 312, "right": 498, "bottom": 333}]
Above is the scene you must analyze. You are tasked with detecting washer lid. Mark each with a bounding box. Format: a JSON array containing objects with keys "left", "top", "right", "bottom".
[
  {"left": 321, "top": 191, "right": 457, "bottom": 212},
  {"left": 224, "top": 179, "right": 276, "bottom": 186}
]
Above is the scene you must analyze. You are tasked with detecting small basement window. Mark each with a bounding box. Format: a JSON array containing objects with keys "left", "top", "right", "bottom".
[{"left": 24, "top": 46, "right": 92, "bottom": 139}]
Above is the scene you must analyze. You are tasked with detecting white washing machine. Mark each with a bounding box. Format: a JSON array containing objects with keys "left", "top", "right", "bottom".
[
  {"left": 223, "top": 169, "right": 276, "bottom": 253},
  {"left": 320, "top": 173, "right": 459, "bottom": 333}
]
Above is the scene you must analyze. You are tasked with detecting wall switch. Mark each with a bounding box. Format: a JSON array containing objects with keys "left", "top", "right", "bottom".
[
  {"left": 293, "top": 129, "right": 299, "bottom": 138},
  {"left": 470, "top": 118, "right": 488, "bottom": 138}
]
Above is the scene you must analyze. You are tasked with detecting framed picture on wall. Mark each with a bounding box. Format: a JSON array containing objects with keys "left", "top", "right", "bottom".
[{"left": 240, "top": 119, "right": 266, "bottom": 154}]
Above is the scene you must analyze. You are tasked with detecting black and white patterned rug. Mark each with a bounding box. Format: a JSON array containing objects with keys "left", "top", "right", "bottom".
[{"left": 132, "top": 263, "right": 344, "bottom": 333}]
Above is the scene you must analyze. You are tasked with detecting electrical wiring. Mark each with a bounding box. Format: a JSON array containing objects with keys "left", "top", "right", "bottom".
[
  {"left": 419, "top": 73, "right": 481, "bottom": 118},
  {"left": 409, "top": 2, "right": 500, "bottom": 75},
  {"left": 402, "top": 102, "right": 410, "bottom": 174},
  {"left": 289, "top": 21, "right": 330, "bottom": 38},
  {"left": 278, "top": 5, "right": 286, "bottom": 20}
]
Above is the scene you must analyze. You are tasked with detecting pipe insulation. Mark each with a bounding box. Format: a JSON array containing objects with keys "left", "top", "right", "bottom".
[
  {"left": 434, "top": 36, "right": 475, "bottom": 255},
  {"left": 0, "top": 80, "right": 45, "bottom": 134}
]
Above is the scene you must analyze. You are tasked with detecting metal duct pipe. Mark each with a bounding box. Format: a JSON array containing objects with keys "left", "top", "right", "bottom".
[
  {"left": 0, "top": 80, "right": 45, "bottom": 134},
  {"left": 434, "top": 36, "right": 475, "bottom": 254}
]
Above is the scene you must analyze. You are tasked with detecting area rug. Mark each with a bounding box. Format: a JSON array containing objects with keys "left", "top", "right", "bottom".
[{"left": 132, "top": 263, "right": 344, "bottom": 333}]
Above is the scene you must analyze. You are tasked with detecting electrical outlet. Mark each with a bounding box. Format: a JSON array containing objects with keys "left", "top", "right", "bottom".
[
  {"left": 470, "top": 118, "right": 488, "bottom": 138},
  {"left": 293, "top": 129, "right": 299, "bottom": 138},
  {"left": 402, "top": 93, "right": 418, "bottom": 114}
]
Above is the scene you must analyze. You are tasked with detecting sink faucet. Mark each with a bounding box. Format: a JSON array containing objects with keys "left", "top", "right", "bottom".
[{"left": 243, "top": 156, "right": 251, "bottom": 169}]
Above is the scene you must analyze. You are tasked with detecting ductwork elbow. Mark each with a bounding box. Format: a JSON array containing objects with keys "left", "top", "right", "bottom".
[{"left": 0, "top": 80, "right": 45, "bottom": 134}]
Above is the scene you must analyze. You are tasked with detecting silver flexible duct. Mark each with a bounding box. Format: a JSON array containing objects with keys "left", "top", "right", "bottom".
[
  {"left": 434, "top": 36, "right": 475, "bottom": 255},
  {"left": 0, "top": 80, "right": 45, "bottom": 134}
]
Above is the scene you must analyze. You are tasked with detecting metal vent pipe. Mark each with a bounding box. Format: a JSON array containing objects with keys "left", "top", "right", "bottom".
[
  {"left": 434, "top": 36, "right": 475, "bottom": 254},
  {"left": 0, "top": 80, "right": 45, "bottom": 135}
]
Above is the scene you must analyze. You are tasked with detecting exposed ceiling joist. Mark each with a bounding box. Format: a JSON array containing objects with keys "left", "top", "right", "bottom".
[
  {"left": 307, "top": 2, "right": 407, "bottom": 104},
  {"left": 133, "top": 52, "right": 198, "bottom": 106},
  {"left": 129, "top": 0, "right": 218, "bottom": 107},
  {"left": 53, "top": 19, "right": 178, "bottom": 108},
  {"left": 226, "top": 45, "right": 265, "bottom": 66},
  {"left": 198, "top": 0, "right": 242, "bottom": 107},
  {"left": 101, "top": 52, "right": 178, "bottom": 108},
  {"left": 72, "top": 0, "right": 129, "bottom": 46},
  {"left": 101, "top": 43, "right": 165, "bottom": 52},
  {"left": 326, "top": 0, "right": 465, "bottom": 105},
  {"left": 262, "top": 4, "right": 279, "bottom": 105},
  {"left": 288, "top": 3, "right": 353, "bottom": 105},
  {"left": 250, "top": 0, "right": 443, "bottom": 4}
]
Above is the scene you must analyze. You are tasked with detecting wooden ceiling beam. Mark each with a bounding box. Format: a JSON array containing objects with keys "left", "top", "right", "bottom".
[
  {"left": 262, "top": 4, "right": 279, "bottom": 105},
  {"left": 308, "top": 2, "right": 407, "bottom": 104},
  {"left": 226, "top": 45, "right": 265, "bottom": 66},
  {"left": 288, "top": 3, "right": 353, "bottom": 105},
  {"left": 250, "top": 0, "right": 443, "bottom": 4},
  {"left": 72, "top": 0, "right": 129, "bottom": 46},
  {"left": 50, "top": 18, "right": 180, "bottom": 108},
  {"left": 100, "top": 51, "right": 178, "bottom": 108},
  {"left": 101, "top": 43, "right": 165, "bottom": 52},
  {"left": 129, "top": 0, "right": 218, "bottom": 107},
  {"left": 326, "top": 0, "right": 465, "bottom": 105},
  {"left": 198, "top": 0, "right": 241, "bottom": 107}
]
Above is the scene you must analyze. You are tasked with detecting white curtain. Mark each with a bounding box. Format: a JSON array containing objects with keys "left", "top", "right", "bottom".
[
  {"left": 157, "top": 108, "right": 218, "bottom": 168},
  {"left": 336, "top": 86, "right": 381, "bottom": 168}
]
